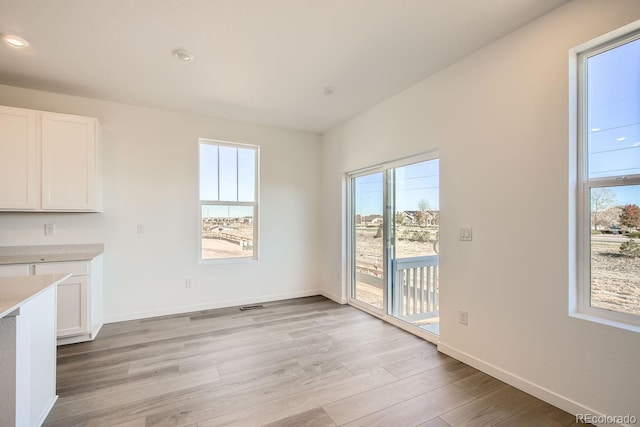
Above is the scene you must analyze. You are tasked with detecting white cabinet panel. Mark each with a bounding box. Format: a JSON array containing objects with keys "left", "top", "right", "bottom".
[
  {"left": 0, "top": 106, "right": 102, "bottom": 212},
  {"left": 56, "top": 276, "right": 88, "bottom": 336},
  {"left": 34, "top": 261, "right": 91, "bottom": 338},
  {"left": 34, "top": 261, "right": 89, "bottom": 276},
  {"left": 3, "top": 283, "right": 58, "bottom": 427},
  {"left": 1, "top": 255, "right": 103, "bottom": 344},
  {"left": 0, "top": 106, "right": 37, "bottom": 210},
  {"left": 41, "top": 113, "right": 99, "bottom": 211},
  {"left": 0, "top": 264, "right": 30, "bottom": 277},
  {"left": 21, "top": 286, "right": 58, "bottom": 426}
]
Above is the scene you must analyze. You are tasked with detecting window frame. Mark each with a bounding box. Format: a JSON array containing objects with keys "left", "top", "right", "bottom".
[
  {"left": 575, "top": 30, "right": 640, "bottom": 331},
  {"left": 198, "top": 138, "right": 259, "bottom": 263}
]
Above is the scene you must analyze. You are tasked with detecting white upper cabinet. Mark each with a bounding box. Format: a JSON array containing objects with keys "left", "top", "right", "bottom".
[
  {"left": 0, "top": 106, "right": 38, "bottom": 209},
  {"left": 41, "top": 112, "right": 101, "bottom": 211},
  {"left": 0, "top": 106, "right": 102, "bottom": 212}
]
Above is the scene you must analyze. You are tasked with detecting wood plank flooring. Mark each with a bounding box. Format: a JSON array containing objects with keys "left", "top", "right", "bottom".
[{"left": 44, "top": 296, "right": 586, "bottom": 427}]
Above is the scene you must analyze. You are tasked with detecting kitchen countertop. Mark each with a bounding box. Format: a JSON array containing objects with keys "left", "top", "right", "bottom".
[
  {"left": 0, "top": 244, "right": 104, "bottom": 265},
  {"left": 0, "top": 273, "right": 71, "bottom": 318}
]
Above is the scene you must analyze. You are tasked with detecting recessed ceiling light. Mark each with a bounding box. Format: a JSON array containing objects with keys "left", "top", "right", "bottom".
[
  {"left": 172, "top": 48, "right": 193, "bottom": 62},
  {"left": 616, "top": 137, "right": 627, "bottom": 141},
  {"left": 590, "top": 128, "right": 601, "bottom": 132},
  {"left": 323, "top": 87, "right": 335, "bottom": 96},
  {"left": 2, "top": 34, "right": 30, "bottom": 48}
]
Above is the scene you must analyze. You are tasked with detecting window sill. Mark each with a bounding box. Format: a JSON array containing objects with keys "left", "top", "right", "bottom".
[
  {"left": 198, "top": 256, "right": 258, "bottom": 266},
  {"left": 570, "top": 311, "right": 640, "bottom": 334}
]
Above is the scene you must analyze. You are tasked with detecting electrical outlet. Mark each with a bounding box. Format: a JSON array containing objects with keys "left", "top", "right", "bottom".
[
  {"left": 137, "top": 224, "right": 145, "bottom": 234},
  {"left": 185, "top": 278, "right": 192, "bottom": 288},
  {"left": 459, "top": 310, "right": 468, "bottom": 326},
  {"left": 44, "top": 224, "right": 55, "bottom": 236}
]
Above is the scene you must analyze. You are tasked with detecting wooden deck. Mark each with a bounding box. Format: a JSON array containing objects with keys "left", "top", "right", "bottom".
[{"left": 45, "top": 296, "right": 585, "bottom": 427}]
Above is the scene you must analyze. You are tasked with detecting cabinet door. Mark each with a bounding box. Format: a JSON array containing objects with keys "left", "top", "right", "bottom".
[
  {"left": 41, "top": 113, "right": 98, "bottom": 211},
  {"left": 0, "top": 106, "right": 37, "bottom": 210},
  {"left": 56, "top": 276, "right": 88, "bottom": 337},
  {"left": 33, "top": 262, "right": 90, "bottom": 338}
]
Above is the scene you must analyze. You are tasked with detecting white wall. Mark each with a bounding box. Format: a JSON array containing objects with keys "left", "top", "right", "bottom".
[
  {"left": 0, "top": 84, "right": 322, "bottom": 322},
  {"left": 320, "top": 0, "right": 640, "bottom": 421}
]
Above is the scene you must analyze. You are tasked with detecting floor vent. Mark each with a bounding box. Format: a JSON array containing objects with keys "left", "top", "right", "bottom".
[{"left": 239, "top": 304, "right": 264, "bottom": 311}]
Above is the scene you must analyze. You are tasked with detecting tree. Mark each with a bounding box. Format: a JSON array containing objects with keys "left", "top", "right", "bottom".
[
  {"left": 415, "top": 199, "right": 431, "bottom": 227},
  {"left": 620, "top": 239, "right": 640, "bottom": 257},
  {"left": 619, "top": 204, "right": 640, "bottom": 230},
  {"left": 417, "top": 199, "right": 430, "bottom": 212},
  {"left": 600, "top": 206, "right": 622, "bottom": 229},
  {"left": 591, "top": 188, "right": 616, "bottom": 230}
]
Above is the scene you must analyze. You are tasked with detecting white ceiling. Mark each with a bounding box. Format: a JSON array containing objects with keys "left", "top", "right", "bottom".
[{"left": 0, "top": 0, "right": 569, "bottom": 133}]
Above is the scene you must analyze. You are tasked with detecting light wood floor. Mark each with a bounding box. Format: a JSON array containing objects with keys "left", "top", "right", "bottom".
[{"left": 44, "top": 296, "right": 586, "bottom": 427}]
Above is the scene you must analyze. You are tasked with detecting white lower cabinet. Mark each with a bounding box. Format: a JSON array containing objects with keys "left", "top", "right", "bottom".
[
  {"left": 55, "top": 276, "right": 88, "bottom": 336},
  {"left": 36, "top": 262, "right": 91, "bottom": 339},
  {"left": 0, "top": 283, "right": 58, "bottom": 426},
  {"left": 19, "top": 285, "right": 58, "bottom": 426},
  {"left": 0, "top": 256, "right": 103, "bottom": 345}
]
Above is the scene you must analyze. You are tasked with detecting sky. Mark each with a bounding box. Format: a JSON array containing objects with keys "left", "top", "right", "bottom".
[
  {"left": 200, "top": 143, "right": 256, "bottom": 218},
  {"left": 354, "top": 158, "right": 439, "bottom": 216},
  {"left": 587, "top": 36, "right": 640, "bottom": 207},
  {"left": 200, "top": 144, "right": 255, "bottom": 202}
]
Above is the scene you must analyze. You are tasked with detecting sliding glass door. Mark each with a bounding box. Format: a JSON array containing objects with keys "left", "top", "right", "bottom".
[
  {"left": 348, "top": 155, "right": 440, "bottom": 336},
  {"left": 350, "top": 171, "right": 385, "bottom": 311},
  {"left": 388, "top": 159, "right": 440, "bottom": 334}
]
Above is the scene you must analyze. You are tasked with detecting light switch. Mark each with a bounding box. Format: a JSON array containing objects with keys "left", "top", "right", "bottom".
[
  {"left": 137, "top": 224, "right": 145, "bottom": 234},
  {"left": 459, "top": 227, "right": 472, "bottom": 241}
]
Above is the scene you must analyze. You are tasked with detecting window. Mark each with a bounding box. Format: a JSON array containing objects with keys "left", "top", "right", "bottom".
[
  {"left": 576, "top": 31, "right": 640, "bottom": 329},
  {"left": 199, "top": 139, "right": 258, "bottom": 261}
]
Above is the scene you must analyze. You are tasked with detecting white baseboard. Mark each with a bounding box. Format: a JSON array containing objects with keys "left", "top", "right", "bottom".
[
  {"left": 319, "top": 289, "right": 347, "bottom": 304},
  {"left": 90, "top": 322, "right": 104, "bottom": 340},
  {"left": 57, "top": 322, "right": 104, "bottom": 346},
  {"left": 35, "top": 394, "right": 57, "bottom": 427},
  {"left": 104, "top": 289, "right": 325, "bottom": 323},
  {"left": 57, "top": 334, "right": 91, "bottom": 346},
  {"left": 437, "top": 343, "right": 626, "bottom": 427}
]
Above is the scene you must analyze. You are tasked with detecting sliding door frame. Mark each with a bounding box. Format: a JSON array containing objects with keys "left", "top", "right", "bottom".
[
  {"left": 346, "top": 151, "right": 440, "bottom": 344},
  {"left": 346, "top": 166, "right": 387, "bottom": 316}
]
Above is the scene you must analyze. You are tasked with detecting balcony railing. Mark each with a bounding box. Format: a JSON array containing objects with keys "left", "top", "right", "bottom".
[
  {"left": 391, "top": 255, "right": 439, "bottom": 322},
  {"left": 354, "top": 255, "right": 439, "bottom": 324}
]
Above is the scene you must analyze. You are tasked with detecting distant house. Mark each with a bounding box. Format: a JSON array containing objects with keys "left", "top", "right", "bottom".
[
  {"left": 355, "top": 214, "right": 383, "bottom": 226},
  {"left": 399, "top": 210, "right": 439, "bottom": 227}
]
